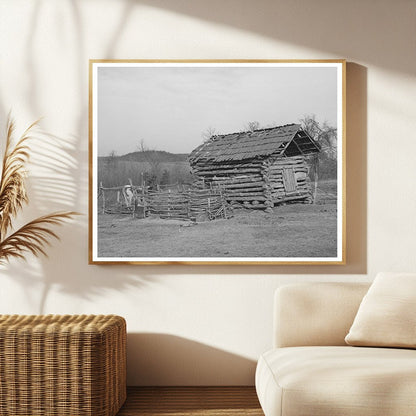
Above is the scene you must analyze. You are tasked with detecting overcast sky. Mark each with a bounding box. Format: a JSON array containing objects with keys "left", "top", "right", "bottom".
[{"left": 97, "top": 64, "right": 338, "bottom": 156}]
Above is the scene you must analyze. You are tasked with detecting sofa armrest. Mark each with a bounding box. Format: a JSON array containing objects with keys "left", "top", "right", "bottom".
[{"left": 274, "top": 282, "right": 370, "bottom": 348}]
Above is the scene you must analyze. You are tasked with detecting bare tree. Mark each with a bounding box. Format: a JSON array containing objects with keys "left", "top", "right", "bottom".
[
  {"left": 138, "top": 139, "right": 162, "bottom": 183},
  {"left": 201, "top": 126, "right": 218, "bottom": 143},
  {"left": 300, "top": 115, "right": 337, "bottom": 159},
  {"left": 245, "top": 121, "right": 261, "bottom": 132},
  {"left": 107, "top": 149, "right": 118, "bottom": 170},
  {"left": 299, "top": 115, "right": 338, "bottom": 202}
]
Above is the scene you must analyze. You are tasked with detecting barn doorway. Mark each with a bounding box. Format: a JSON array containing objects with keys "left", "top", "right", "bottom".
[{"left": 282, "top": 168, "right": 297, "bottom": 193}]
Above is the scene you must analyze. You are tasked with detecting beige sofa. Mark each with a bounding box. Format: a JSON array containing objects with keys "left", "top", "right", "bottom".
[{"left": 255, "top": 282, "right": 416, "bottom": 416}]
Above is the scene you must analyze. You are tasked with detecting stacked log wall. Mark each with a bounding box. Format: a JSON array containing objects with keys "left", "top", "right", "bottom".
[
  {"left": 191, "top": 160, "right": 270, "bottom": 209},
  {"left": 191, "top": 155, "right": 313, "bottom": 208},
  {"left": 266, "top": 155, "right": 312, "bottom": 204}
]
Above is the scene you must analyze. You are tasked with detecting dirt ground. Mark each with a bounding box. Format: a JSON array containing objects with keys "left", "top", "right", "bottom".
[{"left": 97, "top": 200, "right": 338, "bottom": 259}]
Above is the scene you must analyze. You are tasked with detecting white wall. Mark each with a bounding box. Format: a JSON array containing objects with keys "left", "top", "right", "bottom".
[{"left": 0, "top": 0, "right": 415, "bottom": 385}]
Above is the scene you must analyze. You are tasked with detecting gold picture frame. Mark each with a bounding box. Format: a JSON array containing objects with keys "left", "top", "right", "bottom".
[{"left": 89, "top": 60, "right": 346, "bottom": 265}]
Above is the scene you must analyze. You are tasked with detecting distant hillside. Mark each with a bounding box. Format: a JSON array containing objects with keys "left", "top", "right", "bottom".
[{"left": 99, "top": 150, "right": 189, "bottom": 163}]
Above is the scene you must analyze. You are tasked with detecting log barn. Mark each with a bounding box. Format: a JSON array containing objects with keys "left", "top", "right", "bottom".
[{"left": 189, "top": 123, "right": 320, "bottom": 211}]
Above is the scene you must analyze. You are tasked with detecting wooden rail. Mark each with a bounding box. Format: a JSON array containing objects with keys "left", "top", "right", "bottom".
[{"left": 98, "top": 183, "right": 230, "bottom": 221}]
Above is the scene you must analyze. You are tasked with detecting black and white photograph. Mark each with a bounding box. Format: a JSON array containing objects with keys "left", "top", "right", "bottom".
[{"left": 89, "top": 60, "right": 345, "bottom": 264}]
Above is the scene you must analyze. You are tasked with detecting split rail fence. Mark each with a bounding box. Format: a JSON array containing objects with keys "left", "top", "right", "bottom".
[{"left": 97, "top": 183, "right": 229, "bottom": 221}]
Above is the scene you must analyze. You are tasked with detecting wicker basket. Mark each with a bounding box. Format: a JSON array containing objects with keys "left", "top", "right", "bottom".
[{"left": 0, "top": 314, "right": 126, "bottom": 416}]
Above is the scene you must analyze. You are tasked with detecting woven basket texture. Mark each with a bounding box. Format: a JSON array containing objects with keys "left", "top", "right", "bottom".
[{"left": 0, "top": 314, "right": 126, "bottom": 416}]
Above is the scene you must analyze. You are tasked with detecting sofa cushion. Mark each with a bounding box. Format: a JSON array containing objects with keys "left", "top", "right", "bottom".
[
  {"left": 274, "top": 283, "right": 370, "bottom": 348},
  {"left": 256, "top": 346, "right": 416, "bottom": 416},
  {"left": 345, "top": 272, "right": 416, "bottom": 348}
]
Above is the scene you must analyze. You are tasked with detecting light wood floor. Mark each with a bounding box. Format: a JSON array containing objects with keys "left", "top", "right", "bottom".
[{"left": 117, "top": 386, "right": 264, "bottom": 416}]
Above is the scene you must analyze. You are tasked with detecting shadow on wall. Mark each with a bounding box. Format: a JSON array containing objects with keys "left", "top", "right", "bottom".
[
  {"left": 136, "top": 0, "right": 412, "bottom": 76},
  {"left": 24, "top": 0, "right": 88, "bottom": 211},
  {"left": 0, "top": 0, "right": 371, "bottom": 305},
  {"left": 123, "top": 62, "right": 367, "bottom": 276},
  {"left": 0, "top": 123, "right": 159, "bottom": 314},
  {"left": 2, "top": 259, "right": 157, "bottom": 315},
  {"left": 0, "top": 1, "right": 148, "bottom": 311},
  {"left": 127, "top": 333, "right": 257, "bottom": 386},
  {"left": 92, "top": 0, "right": 370, "bottom": 275}
]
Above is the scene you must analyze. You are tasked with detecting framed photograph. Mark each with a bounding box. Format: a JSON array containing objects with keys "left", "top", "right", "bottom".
[{"left": 89, "top": 60, "right": 345, "bottom": 265}]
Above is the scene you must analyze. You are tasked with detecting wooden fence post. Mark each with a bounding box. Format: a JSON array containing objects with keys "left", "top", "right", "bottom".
[
  {"left": 313, "top": 155, "right": 319, "bottom": 204},
  {"left": 100, "top": 182, "right": 105, "bottom": 214}
]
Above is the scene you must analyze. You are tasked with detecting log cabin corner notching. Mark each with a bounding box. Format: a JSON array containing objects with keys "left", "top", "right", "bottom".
[{"left": 189, "top": 124, "right": 320, "bottom": 210}]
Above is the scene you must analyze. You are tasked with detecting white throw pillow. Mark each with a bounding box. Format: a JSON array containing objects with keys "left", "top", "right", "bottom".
[{"left": 345, "top": 272, "right": 416, "bottom": 348}]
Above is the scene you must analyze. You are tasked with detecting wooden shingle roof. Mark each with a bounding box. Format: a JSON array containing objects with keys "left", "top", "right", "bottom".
[{"left": 189, "top": 123, "right": 318, "bottom": 164}]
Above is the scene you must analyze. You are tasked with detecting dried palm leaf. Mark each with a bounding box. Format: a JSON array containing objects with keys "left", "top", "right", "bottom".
[
  {"left": 0, "top": 212, "right": 78, "bottom": 264},
  {"left": 0, "top": 116, "right": 79, "bottom": 264},
  {"left": 0, "top": 117, "right": 38, "bottom": 238}
]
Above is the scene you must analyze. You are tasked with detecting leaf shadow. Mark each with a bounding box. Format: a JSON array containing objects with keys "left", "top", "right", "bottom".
[{"left": 0, "top": 0, "right": 157, "bottom": 314}]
